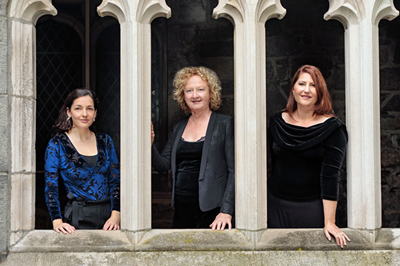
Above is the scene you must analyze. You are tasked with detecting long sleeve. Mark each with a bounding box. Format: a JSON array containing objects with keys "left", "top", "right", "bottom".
[
  {"left": 106, "top": 135, "right": 120, "bottom": 212},
  {"left": 220, "top": 116, "right": 235, "bottom": 215},
  {"left": 44, "top": 138, "right": 62, "bottom": 221},
  {"left": 151, "top": 120, "right": 184, "bottom": 174},
  {"left": 320, "top": 126, "right": 348, "bottom": 201}
]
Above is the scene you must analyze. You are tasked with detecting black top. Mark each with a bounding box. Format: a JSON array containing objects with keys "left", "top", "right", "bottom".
[
  {"left": 80, "top": 154, "right": 97, "bottom": 167},
  {"left": 268, "top": 112, "right": 348, "bottom": 201},
  {"left": 175, "top": 138, "right": 204, "bottom": 202}
]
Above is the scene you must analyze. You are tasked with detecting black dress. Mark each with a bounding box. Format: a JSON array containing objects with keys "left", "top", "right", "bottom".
[
  {"left": 268, "top": 112, "right": 348, "bottom": 228},
  {"left": 171, "top": 137, "right": 220, "bottom": 228}
]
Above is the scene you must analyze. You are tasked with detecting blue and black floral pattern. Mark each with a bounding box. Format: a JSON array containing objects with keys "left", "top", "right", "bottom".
[{"left": 44, "top": 132, "right": 120, "bottom": 221}]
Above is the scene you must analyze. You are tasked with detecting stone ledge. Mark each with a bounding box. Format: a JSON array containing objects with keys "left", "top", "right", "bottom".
[
  {"left": 8, "top": 228, "right": 400, "bottom": 253},
  {"left": 10, "top": 230, "right": 134, "bottom": 253},
  {"left": 2, "top": 250, "right": 400, "bottom": 266}
]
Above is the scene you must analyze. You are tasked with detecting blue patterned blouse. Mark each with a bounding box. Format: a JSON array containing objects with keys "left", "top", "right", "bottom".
[{"left": 44, "top": 132, "right": 120, "bottom": 221}]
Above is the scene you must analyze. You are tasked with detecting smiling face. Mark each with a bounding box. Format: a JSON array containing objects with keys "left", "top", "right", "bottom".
[
  {"left": 66, "top": 95, "right": 97, "bottom": 130},
  {"left": 292, "top": 72, "right": 318, "bottom": 108},
  {"left": 183, "top": 75, "right": 211, "bottom": 113}
]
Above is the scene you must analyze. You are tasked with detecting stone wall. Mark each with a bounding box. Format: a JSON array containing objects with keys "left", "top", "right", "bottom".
[
  {"left": 379, "top": 3, "right": 400, "bottom": 228},
  {"left": 0, "top": 0, "right": 9, "bottom": 262}
]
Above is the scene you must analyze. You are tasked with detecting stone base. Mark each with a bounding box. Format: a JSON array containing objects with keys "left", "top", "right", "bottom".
[
  {"left": 2, "top": 250, "right": 400, "bottom": 266},
  {"left": 2, "top": 229, "right": 400, "bottom": 265}
]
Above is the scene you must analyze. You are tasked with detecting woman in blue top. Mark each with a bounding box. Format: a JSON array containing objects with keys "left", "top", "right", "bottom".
[{"left": 44, "top": 88, "right": 120, "bottom": 234}]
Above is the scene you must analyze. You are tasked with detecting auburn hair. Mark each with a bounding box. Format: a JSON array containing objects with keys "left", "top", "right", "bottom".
[{"left": 283, "top": 65, "right": 335, "bottom": 117}]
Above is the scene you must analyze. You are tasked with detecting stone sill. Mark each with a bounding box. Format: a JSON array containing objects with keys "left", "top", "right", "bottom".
[{"left": 10, "top": 228, "right": 400, "bottom": 253}]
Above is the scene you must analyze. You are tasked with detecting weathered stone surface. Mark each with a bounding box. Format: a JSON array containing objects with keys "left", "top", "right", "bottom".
[
  {"left": 2, "top": 250, "right": 400, "bottom": 266},
  {"left": 0, "top": 17, "right": 7, "bottom": 94},
  {"left": 3, "top": 229, "right": 400, "bottom": 266},
  {"left": 0, "top": 0, "right": 7, "bottom": 17},
  {"left": 0, "top": 96, "right": 8, "bottom": 172},
  {"left": 0, "top": 175, "right": 8, "bottom": 253}
]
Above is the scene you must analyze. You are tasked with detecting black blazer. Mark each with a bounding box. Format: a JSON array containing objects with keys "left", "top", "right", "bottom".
[{"left": 152, "top": 111, "right": 235, "bottom": 215}]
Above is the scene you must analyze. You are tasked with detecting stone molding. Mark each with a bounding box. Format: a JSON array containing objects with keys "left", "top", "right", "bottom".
[{"left": 9, "top": 0, "right": 56, "bottom": 24}]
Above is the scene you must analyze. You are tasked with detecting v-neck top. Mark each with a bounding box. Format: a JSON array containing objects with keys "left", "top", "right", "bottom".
[
  {"left": 44, "top": 132, "right": 120, "bottom": 221},
  {"left": 268, "top": 112, "right": 348, "bottom": 201}
]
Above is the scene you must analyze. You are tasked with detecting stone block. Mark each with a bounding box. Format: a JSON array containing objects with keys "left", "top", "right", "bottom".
[
  {"left": 0, "top": 96, "right": 8, "bottom": 172},
  {"left": 10, "top": 20, "right": 35, "bottom": 97},
  {"left": 0, "top": 0, "right": 7, "bottom": 17},
  {"left": 0, "top": 175, "right": 8, "bottom": 252},
  {"left": 11, "top": 97, "right": 35, "bottom": 173},
  {"left": 10, "top": 173, "right": 35, "bottom": 232},
  {"left": 0, "top": 17, "right": 7, "bottom": 94},
  {"left": 380, "top": 68, "right": 400, "bottom": 91}
]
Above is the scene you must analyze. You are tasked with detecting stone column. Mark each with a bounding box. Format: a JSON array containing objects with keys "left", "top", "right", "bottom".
[
  {"left": 98, "top": 0, "right": 170, "bottom": 244},
  {"left": 213, "top": 0, "right": 286, "bottom": 243},
  {"left": 324, "top": 0, "right": 398, "bottom": 235},
  {"left": 8, "top": 0, "right": 57, "bottom": 245}
]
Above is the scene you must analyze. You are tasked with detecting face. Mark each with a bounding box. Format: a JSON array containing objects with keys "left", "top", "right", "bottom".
[
  {"left": 183, "top": 75, "right": 211, "bottom": 113},
  {"left": 66, "top": 95, "right": 97, "bottom": 130},
  {"left": 292, "top": 72, "right": 318, "bottom": 108}
]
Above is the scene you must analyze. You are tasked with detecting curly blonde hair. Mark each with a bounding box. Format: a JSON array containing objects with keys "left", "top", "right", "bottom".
[{"left": 173, "top": 66, "right": 222, "bottom": 114}]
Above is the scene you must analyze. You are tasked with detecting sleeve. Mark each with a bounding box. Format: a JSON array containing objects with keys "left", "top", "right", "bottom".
[
  {"left": 320, "top": 125, "right": 348, "bottom": 201},
  {"left": 106, "top": 135, "right": 121, "bottom": 212},
  {"left": 220, "top": 117, "right": 235, "bottom": 215},
  {"left": 151, "top": 124, "right": 178, "bottom": 174},
  {"left": 44, "top": 138, "right": 62, "bottom": 221}
]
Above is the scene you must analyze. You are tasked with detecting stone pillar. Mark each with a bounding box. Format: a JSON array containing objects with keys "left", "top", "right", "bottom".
[
  {"left": 98, "top": 0, "right": 170, "bottom": 244},
  {"left": 8, "top": 0, "right": 57, "bottom": 245},
  {"left": 324, "top": 0, "right": 398, "bottom": 234},
  {"left": 213, "top": 0, "right": 286, "bottom": 243},
  {"left": 0, "top": 1, "right": 8, "bottom": 257}
]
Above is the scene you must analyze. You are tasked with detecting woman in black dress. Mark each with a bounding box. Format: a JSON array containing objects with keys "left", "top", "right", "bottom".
[
  {"left": 151, "top": 66, "right": 234, "bottom": 230},
  {"left": 268, "top": 65, "right": 350, "bottom": 248}
]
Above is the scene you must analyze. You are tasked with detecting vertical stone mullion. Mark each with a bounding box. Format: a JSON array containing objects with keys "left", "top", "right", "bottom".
[
  {"left": 325, "top": 0, "right": 398, "bottom": 233},
  {"left": 213, "top": 0, "right": 285, "bottom": 243},
  {"left": 98, "top": 0, "right": 170, "bottom": 244}
]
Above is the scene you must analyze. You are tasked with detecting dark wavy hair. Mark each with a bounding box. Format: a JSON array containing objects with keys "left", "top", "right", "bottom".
[
  {"left": 283, "top": 65, "right": 335, "bottom": 117},
  {"left": 53, "top": 88, "right": 98, "bottom": 135}
]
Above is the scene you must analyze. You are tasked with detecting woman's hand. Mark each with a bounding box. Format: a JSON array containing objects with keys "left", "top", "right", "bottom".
[
  {"left": 210, "top": 212, "right": 232, "bottom": 230},
  {"left": 324, "top": 221, "right": 351, "bottom": 248},
  {"left": 151, "top": 122, "right": 155, "bottom": 145},
  {"left": 103, "top": 210, "right": 120, "bottom": 231},
  {"left": 53, "top": 219, "right": 76, "bottom": 234}
]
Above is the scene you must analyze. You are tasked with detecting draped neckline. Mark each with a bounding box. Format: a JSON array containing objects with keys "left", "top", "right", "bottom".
[{"left": 270, "top": 111, "right": 345, "bottom": 151}]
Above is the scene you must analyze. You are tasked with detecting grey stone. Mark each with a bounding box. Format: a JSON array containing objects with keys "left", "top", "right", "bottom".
[
  {"left": 0, "top": 17, "right": 7, "bottom": 94},
  {"left": 0, "top": 175, "right": 8, "bottom": 253},
  {"left": 0, "top": 96, "right": 8, "bottom": 172}
]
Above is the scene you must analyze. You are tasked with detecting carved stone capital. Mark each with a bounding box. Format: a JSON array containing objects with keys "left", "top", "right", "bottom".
[{"left": 9, "top": 0, "right": 57, "bottom": 24}]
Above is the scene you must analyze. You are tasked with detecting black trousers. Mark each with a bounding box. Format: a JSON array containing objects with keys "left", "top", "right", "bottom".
[
  {"left": 172, "top": 196, "right": 220, "bottom": 229},
  {"left": 64, "top": 198, "right": 111, "bottom": 229}
]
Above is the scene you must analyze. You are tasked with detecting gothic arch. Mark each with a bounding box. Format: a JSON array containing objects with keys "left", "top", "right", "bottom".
[
  {"left": 8, "top": 0, "right": 57, "bottom": 245},
  {"left": 97, "top": 0, "right": 170, "bottom": 24}
]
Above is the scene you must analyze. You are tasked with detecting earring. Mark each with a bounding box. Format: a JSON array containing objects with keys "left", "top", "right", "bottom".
[
  {"left": 67, "top": 116, "right": 71, "bottom": 121},
  {"left": 93, "top": 117, "right": 96, "bottom": 122}
]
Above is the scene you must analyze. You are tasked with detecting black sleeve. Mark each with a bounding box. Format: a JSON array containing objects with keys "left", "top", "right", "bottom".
[{"left": 320, "top": 125, "right": 348, "bottom": 200}]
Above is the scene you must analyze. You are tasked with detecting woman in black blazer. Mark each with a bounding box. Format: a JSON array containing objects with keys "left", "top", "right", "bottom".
[{"left": 151, "top": 66, "right": 234, "bottom": 230}]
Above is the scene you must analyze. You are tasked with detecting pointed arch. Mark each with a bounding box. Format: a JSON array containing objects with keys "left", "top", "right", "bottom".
[
  {"left": 324, "top": 0, "right": 364, "bottom": 28},
  {"left": 9, "top": 0, "right": 56, "bottom": 24},
  {"left": 372, "top": 0, "right": 398, "bottom": 25},
  {"left": 98, "top": 0, "right": 171, "bottom": 24},
  {"left": 256, "top": 0, "right": 286, "bottom": 23},
  {"left": 213, "top": 0, "right": 245, "bottom": 25}
]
